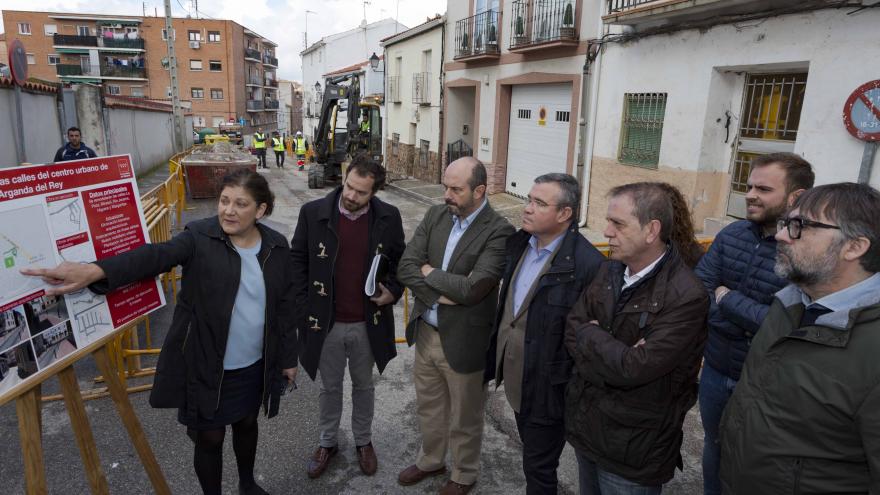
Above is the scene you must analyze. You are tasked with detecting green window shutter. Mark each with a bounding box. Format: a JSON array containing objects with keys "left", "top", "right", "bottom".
[{"left": 619, "top": 93, "right": 667, "bottom": 168}]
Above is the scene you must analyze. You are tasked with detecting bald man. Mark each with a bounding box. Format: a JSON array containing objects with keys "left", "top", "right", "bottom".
[{"left": 397, "top": 157, "right": 514, "bottom": 495}]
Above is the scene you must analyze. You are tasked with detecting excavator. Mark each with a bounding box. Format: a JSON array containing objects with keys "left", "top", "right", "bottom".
[{"left": 308, "top": 74, "right": 383, "bottom": 189}]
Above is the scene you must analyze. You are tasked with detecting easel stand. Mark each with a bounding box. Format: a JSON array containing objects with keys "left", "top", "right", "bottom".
[{"left": 13, "top": 342, "right": 170, "bottom": 494}]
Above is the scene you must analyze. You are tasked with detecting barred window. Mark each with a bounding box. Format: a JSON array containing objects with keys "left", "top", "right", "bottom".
[
  {"left": 419, "top": 140, "right": 430, "bottom": 168},
  {"left": 619, "top": 93, "right": 667, "bottom": 168},
  {"left": 556, "top": 111, "right": 570, "bottom": 122},
  {"left": 392, "top": 133, "right": 400, "bottom": 157},
  {"left": 517, "top": 109, "right": 531, "bottom": 119}
]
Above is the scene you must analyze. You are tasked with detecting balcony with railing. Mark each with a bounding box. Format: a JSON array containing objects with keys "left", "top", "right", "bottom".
[
  {"left": 247, "top": 100, "right": 264, "bottom": 112},
  {"left": 264, "top": 78, "right": 278, "bottom": 88},
  {"left": 245, "top": 48, "right": 262, "bottom": 62},
  {"left": 100, "top": 64, "right": 146, "bottom": 79},
  {"left": 264, "top": 99, "right": 280, "bottom": 110},
  {"left": 101, "top": 37, "right": 145, "bottom": 50},
  {"left": 454, "top": 10, "right": 501, "bottom": 61},
  {"left": 388, "top": 76, "right": 401, "bottom": 103},
  {"left": 263, "top": 54, "right": 278, "bottom": 67},
  {"left": 412, "top": 73, "right": 431, "bottom": 105},
  {"left": 56, "top": 64, "right": 99, "bottom": 77},
  {"left": 53, "top": 33, "right": 98, "bottom": 47},
  {"left": 604, "top": 0, "right": 805, "bottom": 28},
  {"left": 247, "top": 76, "right": 262, "bottom": 87},
  {"left": 509, "top": 0, "right": 578, "bottom": 52}
]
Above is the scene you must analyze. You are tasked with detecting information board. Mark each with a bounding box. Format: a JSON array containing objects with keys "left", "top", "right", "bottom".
[{"left": 0, "top": 155, "right": 165, "bottom": 399}]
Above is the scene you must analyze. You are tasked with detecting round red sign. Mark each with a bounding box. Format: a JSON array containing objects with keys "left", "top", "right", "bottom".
[
  {"left": 843, "top": 79, "right": 880, "bottom": 142},
  {"left": 7, "top": 39, "right": 29, "bottom": 86}
]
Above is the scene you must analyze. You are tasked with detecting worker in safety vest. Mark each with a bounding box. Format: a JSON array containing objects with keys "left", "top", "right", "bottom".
[
  {"left": 359, "top": 112, "right": 371, "bottom": 150},
  {"left": 253, "top": 127, "right": 267, "bottom": 169},
  {"left": 272, "top": 131, "right": 286, "bottom": 168},
  {"left": 294, "top": 131, "right": 309, "bottom": 171}
]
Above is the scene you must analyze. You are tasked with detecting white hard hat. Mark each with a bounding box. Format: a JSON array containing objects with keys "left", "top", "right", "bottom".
[{"left": 296, "top": 131, "right": 303, "bottom": 135}]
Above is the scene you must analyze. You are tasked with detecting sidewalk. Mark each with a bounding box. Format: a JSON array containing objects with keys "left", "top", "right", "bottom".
[{"left": 386, "top": 177, "right": 608, "bottom": 243}]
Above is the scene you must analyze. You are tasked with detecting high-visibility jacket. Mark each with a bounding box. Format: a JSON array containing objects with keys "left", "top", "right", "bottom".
[
  {"left": 272, "top": 137, "right": 284, "bottom": 152},
  {"left": 360, "top": 120, "right": 370, "bottom": 133},
  {"left": 253, "top": 132, "right": 266, "bottom": 149},
  {"left": 295, "top": 137, "right": 307, "bottom": 155}
]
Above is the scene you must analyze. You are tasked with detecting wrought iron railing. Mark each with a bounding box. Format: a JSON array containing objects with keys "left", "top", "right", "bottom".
[
  {"left": 454, "top": 10, "right": 501, "bottom": 59},
  {"left": 388, "top": 76, "right": 401, "bottom": 103},
  {"left": 100, "top": 64, "right": 146, "bottom": 78},
  {"left": 53, "top": 34, "right": 98, "bottom": 47},
  {"left": 510, "top": 0, "right": 577, "bottom": 48},
  {"left": 607, "top": 0, "right": 657, "bottom": 14},
  {"left": 101, "top": 37, "right": 145, "bottom": 50},
  {"left": 447, "top": 139, "right": 473, "bottom": 165},
  {"left": 412, "top": 72, "right": 431, "bottom": 105},
  {"left": 245, "top": 48, "right": 261, "bottom": 60},
  {"left": 263, "top": 55, "right": 278, "bottom": 66}
]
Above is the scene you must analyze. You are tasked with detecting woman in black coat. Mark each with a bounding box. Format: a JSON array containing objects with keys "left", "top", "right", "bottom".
[{"left": 24, "top": 169, "right": 298, "bottom": 495}]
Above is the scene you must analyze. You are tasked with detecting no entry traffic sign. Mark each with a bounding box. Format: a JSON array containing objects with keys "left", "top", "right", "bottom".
[{"left": 843, "top": 79, "right": 880, "bottom": 142}]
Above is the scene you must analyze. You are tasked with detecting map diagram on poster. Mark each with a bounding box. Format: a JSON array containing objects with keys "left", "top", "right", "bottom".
[{"left": 0, "top": 155, "right": 165, "bottom": 401}]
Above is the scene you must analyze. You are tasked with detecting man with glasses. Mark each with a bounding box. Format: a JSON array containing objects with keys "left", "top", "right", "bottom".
[
  {"left": 720, "top": 182, "right": 880, "bottom": 493},
  {"left": 693, "top": 153, "right": 813, "bottom": 495},
  {"left": 485, "top": 174, "right": 604, "bottom": 494}
]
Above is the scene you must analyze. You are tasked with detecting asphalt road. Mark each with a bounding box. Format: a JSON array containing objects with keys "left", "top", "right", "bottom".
[{"left": 0, "top": 164, "right": 703, "bottom": 494}]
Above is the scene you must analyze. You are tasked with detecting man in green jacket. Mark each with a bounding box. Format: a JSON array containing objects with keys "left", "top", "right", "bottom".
[{"left": 720, "top": 182, "right": 880, "bottom": 494}]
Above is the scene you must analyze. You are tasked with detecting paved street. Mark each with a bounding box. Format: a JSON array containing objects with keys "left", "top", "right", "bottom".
[{"left": 0, "top": 164, "right": 703, "bottom": 494}]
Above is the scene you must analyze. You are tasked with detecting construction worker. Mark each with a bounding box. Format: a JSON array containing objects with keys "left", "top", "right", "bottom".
[
  {"left": 294, "top": 131, "right": 309, "bottom": 171},
  {"left": 253, "top": 127, "right": 267, "bottom": 169},
  {"left": 272, "top": 131, "right": 285, "bottom": 168},
  {"left": 359, "top": 112, "right": 371, "bottom": 150}
]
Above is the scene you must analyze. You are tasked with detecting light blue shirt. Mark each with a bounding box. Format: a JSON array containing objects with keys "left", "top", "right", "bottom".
[
  {"left": 223, "top": 241, "right": 266, "bottom": 370},
  {"left": 794, "top": 272, "right": 880, "bottom": 329},
  {"left": 422, "top": 199, "right": 488, "bottom": 327},
  {"left": 512, "top": 233, "right": 565, "bottom": 315}
]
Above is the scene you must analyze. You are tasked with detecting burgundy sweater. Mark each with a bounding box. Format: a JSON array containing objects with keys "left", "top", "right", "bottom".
[{"left": 334, "top": 213, "right": 369, "bottom": 322}]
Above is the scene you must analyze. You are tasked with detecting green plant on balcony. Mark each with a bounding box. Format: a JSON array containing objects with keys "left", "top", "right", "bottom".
[
  {"left": 514, "top": 14, "right": 526, "bottom": 45},
  {"left": 460, "top": 31, "right": 471, "bottom": 55},
  {"left": 488, "top": 23, "right": 497, "bottom": 46},
  {"left": 560, "top": 2, "right": 576, "bottom": 39}
]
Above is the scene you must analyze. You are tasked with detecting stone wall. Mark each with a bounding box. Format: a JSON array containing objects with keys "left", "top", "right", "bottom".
[{"left": 385, "top": 138, "right": 442, "bottom": 183}]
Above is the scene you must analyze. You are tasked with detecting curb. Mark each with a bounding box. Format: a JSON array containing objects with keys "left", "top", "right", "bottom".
[{"left": 385, "top": 181, "right": 441, "bottom": 207}]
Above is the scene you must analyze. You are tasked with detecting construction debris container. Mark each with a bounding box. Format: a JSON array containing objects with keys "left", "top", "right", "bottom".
[{"left": 182, "top": 142, "right": 257, "bottom": 199}]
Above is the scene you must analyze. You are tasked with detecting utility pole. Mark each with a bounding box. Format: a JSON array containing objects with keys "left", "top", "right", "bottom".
[
  {"left": 304, "top": 10, "right": 316, "bottom": 49},
  {"left": 164, "top": 0, "right": 185, "bottom": 152}
]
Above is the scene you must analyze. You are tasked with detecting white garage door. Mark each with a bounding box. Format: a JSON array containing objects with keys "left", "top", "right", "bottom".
[{"left": 506, "top": 83, "right": 572, "bottom": 197}]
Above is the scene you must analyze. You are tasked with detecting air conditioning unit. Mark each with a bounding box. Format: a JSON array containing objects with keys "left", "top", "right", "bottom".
[{"left": 189, "top": 40, "right": 200, "bottom": 49}]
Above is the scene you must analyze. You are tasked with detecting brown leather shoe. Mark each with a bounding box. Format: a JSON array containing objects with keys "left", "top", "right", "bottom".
[
  {"left": 397, "top": 464, "right": 447, "bottom": 486},
  {"left": 356, "top": 442, "right": 378, "bottom": 476},
  {"left": 306, "top": 445, "right": 338, "bottom": 479},
  {"left": 439, "top": 480, "right": 475, "bottom": 495}
]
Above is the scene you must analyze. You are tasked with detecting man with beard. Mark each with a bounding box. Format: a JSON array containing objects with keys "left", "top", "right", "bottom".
[
  {"left": 720, "top": 182, "right": 880, "bottom": 493},
  {"left": 397, "top": 157, "right": 514, "bottom": 495},
  {"left": 291, "top": 154, "right": 406, "bottom": 479},
  {"left": 693, "top": 153, "right": 813, "bottom": 495}
]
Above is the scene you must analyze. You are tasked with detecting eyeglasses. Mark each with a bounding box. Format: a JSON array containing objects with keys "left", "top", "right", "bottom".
[
  {"left": 777, "top": 216, "right": 841, "bottom": 240},
  {"left": 524, "top": 197, "right": 560, "bottom": 209}
]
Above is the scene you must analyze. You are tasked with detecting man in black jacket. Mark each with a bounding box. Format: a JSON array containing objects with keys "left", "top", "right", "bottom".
[
  {"left": 486, "top": 173, "right": 604, "bottom": 494},
  {"left": 53, "top": 126, "right": 98, "bottom": 162},
  {"left": 290, "top": 154, "right": 406, "bottom": 479},
  {"left": 694, "top": 152, "right": 813, "bottom": 495}
]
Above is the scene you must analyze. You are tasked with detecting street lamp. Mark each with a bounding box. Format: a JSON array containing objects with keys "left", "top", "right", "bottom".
[
  {"left": 314, "top": 81, "right": 321, "bottom": 92},
  {"left": 369, "top": 52, "right": 383, "bottom": 72}
]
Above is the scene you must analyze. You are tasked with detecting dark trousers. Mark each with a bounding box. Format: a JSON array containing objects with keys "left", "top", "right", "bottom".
[
  {"left": 256, "top": 149, "right": 266, "bottom": 168},
  {"left": 699, "top": 363, "right": 738, "bottom": 495},
  {"left": 515, "top": 412, "right": 566, "bottom": 495},
  {"left": 274, "top": 150, "right": 284, "bottom": 167}
]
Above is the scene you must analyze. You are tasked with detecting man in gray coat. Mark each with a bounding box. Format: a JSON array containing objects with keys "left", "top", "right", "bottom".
[{"left": 397, "top": 157, "right": 514, "bottom": 495}]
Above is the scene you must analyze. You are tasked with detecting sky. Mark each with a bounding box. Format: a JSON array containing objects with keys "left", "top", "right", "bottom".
[{"left": 0, "top": 0, "right": 447, "bottom": 80}]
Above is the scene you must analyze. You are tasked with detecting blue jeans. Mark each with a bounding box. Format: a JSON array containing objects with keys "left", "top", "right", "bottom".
[
  {"left": 698, "top": 363, "right": 738, "bottom": 495},
  {"left": 575, "top": 450, "right": 662, "bottom": 495}
]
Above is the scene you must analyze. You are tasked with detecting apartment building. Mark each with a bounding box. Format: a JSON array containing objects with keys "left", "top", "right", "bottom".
[
  {"left": 1, "top": 10, "right": 280, "bottom": 133},
  {"left": 278, "top": 79, "right": 304, "bottom": 136},
  {"left": 300, "top": 18, "right": 407, "bottom": 142},
  {"left": 442, "top": 0, "right": 602, "bottom": 195},
  {"left": 382, "top": 15, "right": 445, "bottom": 182}
]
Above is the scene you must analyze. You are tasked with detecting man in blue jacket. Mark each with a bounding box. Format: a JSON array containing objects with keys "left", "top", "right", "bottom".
[
  {"left": 694, "top": 152, "right": 813, "bottom": 495},
  {"left": 53, "top": 127, "right": 98, "bottom": 162}
]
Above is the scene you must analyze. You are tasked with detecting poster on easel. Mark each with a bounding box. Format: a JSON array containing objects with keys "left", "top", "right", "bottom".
[{"left": 0, "top": 155, "right": 165, "bottom": 402}]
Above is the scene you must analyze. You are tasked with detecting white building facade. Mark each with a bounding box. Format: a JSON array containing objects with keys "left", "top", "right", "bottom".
[
  {"left": 443, "top": 0, "right": 602, "bottom": 196},
  {"left": 300, "top": 18, "right": 407, "bottom": 142},
  {"left": 382, "top": 16, "right": 445, "bottom": 182},
  {"left": 584, "top": 0, "right": 880, "bottom": 231}
]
